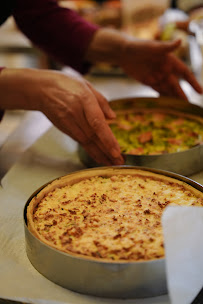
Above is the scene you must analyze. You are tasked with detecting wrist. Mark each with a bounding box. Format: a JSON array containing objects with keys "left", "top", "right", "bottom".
[{"left": 85, "top": 28, "right": 129, "bottom": 66}]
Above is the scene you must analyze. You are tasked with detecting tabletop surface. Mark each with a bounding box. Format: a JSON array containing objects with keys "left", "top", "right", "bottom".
[{"left": 0, "top": 73, "right": 202, "bottom": 304}]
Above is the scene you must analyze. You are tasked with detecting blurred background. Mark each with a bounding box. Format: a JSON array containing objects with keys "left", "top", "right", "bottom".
[{"left": 0, "top": 0, "right": 202, "bottom": 71}]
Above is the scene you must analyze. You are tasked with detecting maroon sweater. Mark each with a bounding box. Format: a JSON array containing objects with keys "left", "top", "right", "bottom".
[
  {"left": 1, "top": 0, "right": 99, "bottom": 73},
  {"left": 0, "top": 0, "right": 99, "bottom": 120}
]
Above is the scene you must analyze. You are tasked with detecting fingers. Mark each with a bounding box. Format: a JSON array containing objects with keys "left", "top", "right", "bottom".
[
  {"left": 151, "top": 42, "right": 202, "bottom": 95},
  {"left": 171, "top": 54, "right": 203, "bottom": 94},
  {"left": 82, "top": 141, "right": 114, "bottom": 166},
  {"left": 148, "top": 39, "right": 182, "bottom": 55},
  {"left": 77, "top": 82, "right": 123, "bottom": 164},
  {"left": 72, "top": 104, "right": 124, "bottom": 165},
  {"left": 175, "top": 20, "right": 192, "bottom": 34},
  {"left": 47, "top": 80, "right": 124, "bottom": 166},
  {"left": 86, "top": 81, "right": 116, "bottom": 119},
  {"left": 150, "top": 52, "right": 202, "bottom": 98},
  {"left": 87, "top": 115, "right": 123, "bottom": 162},
  {"left": 168, "top": 74, "right": 188, "bottom": 101},
  {"left": 160, "top": 39, "right": 182, "bottom": 53},
  {"left": 50, "top": 109, "right": 123, "bottom": 166},
  {"left": 82, "top": 90, "right": 122, "bottom": 159},
  {"left": 152, "top": 73, "right": 188, "bottom": 101}
]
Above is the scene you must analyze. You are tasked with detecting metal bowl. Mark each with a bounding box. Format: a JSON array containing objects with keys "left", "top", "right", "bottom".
[
  {"left": 24, "top": 166, "right": 203, "bottom": 299},
  {"left": 78, "top": 96, "right": 203, "bottom": 176}
]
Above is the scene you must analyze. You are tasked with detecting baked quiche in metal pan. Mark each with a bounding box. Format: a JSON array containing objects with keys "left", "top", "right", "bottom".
[
  {"left": 24, "top": 166, "right": 203, "bottom": 298},
  {"left": 78, "top": 97, "right": 203, "bottom": 176}
]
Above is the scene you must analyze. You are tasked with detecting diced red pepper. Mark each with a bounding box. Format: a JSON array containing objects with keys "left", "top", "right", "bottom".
[{"left": 138, "top": 131, "right": 152, "bottom": 143}]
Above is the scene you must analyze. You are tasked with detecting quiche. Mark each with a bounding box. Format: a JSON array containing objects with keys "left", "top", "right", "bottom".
[
  {"left": 108, "top": 109, "right": 203, "bottom": 155},
  {"left": 27, "top": 168, "right": 203, "bottom": 262}
]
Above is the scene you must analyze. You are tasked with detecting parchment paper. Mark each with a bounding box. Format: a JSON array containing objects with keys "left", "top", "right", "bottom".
[{"left": 162, "top": 206, "right": 203, "bottom": 304}]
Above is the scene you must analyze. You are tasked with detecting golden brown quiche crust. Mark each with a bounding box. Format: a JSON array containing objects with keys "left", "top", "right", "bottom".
[{"left": 27, "top": 168, "right": 203, "bottom": 262}]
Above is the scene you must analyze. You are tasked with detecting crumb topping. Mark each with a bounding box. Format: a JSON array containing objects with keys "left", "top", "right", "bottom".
[{"left": 32, "top": 174, "right": 203, "bottom": 261}]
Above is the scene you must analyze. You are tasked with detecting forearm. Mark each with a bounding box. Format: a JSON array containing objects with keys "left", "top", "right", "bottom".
[
  {"left": 85, "top": 28, "right": 130, "bottom": 65},
  {"left": 0, "top": 68, "right": 41, "bottom": 111},
  {"left": 13, "top": 0, "right": 99, "bottom": 74}
]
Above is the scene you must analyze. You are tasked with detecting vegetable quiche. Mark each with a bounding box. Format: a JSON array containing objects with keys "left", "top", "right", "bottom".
[
  {"left": 27, "top": 168, "right": 203, "bottom": 262},
  {"left": 108, "top": 109, "right": 203, "bottom": 155}
]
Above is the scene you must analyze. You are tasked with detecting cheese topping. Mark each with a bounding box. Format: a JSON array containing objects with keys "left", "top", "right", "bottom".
[{"left": 29, "top": 172, "right": 203, "bottom": 261}]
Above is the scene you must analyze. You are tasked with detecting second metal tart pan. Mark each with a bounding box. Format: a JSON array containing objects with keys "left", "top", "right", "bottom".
[{"left": 78, "top": 96, "right": 203, "bottom": 176}]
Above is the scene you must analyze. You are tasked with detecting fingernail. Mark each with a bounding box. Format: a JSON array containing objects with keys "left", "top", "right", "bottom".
[
  {"left": 108, "top": 109, "right": 116, "bottom": 119},
  {"left": 111, "top": 147, "right": 121, "bottom": 158},
  {"left": 113, "top": 156, "right": 125, "bottom": 165}
]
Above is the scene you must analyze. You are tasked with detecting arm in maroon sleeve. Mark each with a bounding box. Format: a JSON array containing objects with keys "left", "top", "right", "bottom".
[{"left": 13, "top": 0, "right": 99, "bottom": 74}]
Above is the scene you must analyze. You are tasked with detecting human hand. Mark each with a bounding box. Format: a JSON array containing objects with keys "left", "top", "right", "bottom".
[
  {"left": 86, "top": 29, "right": 202, "bottom": 100},
  {"left": 0, "top": 68, "right": 124, "bottom": 165},
  {"left": 119, "top": 39, "right": 202, "bottom": 100}
]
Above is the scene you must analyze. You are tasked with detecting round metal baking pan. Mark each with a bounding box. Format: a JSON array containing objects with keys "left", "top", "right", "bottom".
[
  {"left": 78, "top": 96, "right": 203, "bottom": 176},
  {"left": 24, "top": 166, "right": 203, "bottom": 299}
]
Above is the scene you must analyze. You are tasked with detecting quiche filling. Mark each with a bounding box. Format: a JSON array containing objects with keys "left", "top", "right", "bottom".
[
  {"left": 29, "top": 172, "right": 203, "bottom": 261},
  {"left": 109, "top": 110, "right": 203, "bottom": 155}
]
